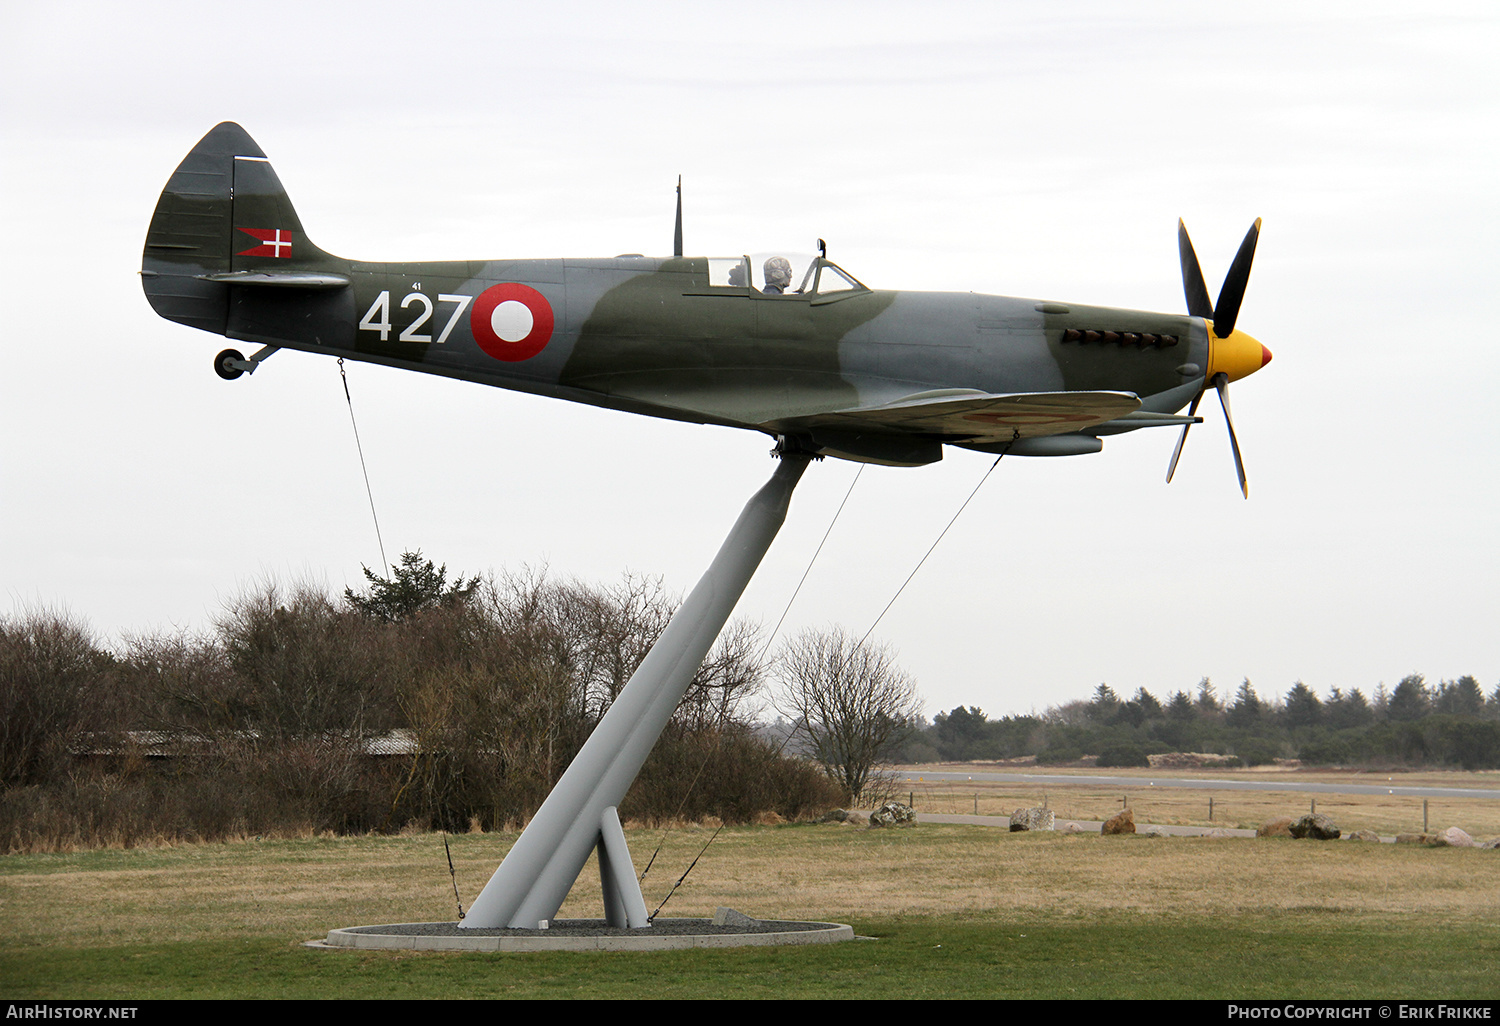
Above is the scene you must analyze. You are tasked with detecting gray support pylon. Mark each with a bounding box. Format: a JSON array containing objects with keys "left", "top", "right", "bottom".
[
  {"left": 461, "top": 455, "right": 811, "bottom": 929},
  {"left": 597, "top": 806, "right": 648, "bottom": 928}
]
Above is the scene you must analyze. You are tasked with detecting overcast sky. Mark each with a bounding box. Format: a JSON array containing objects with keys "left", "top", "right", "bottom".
[{"left": 3, "top": 1, "right": 1497, "bottom": 719}]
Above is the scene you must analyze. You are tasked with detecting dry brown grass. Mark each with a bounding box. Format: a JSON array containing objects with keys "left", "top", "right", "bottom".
[
  {"left": 4, "top": 813, "right": 1497, "bottom": 953},
  {"left": 897, "top": 765, "right": 1500, "bottom": 837}
]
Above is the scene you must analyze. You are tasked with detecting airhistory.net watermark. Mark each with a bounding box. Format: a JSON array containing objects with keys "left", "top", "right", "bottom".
[{"left": 5, "top": 1007, "right": 137, "bottom": 1019}]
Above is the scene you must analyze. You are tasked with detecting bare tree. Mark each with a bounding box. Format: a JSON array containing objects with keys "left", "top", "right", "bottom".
[
  {"left": 554, "top": 571, "right": 674, "bottom": 716},
  {"left": 675, "top": 618, "right": 768, "bottom": 732},
  {"left": 774, "top": 627, "right": 921, "bottom": 805}
]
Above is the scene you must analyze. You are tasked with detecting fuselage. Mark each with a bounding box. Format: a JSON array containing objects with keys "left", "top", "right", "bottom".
[
  {"left": 142, "top": 122, "right": 1269, "bottom": 466},
  {"left": 206, "top": 254, "right": 1216, "bottom": 432}
]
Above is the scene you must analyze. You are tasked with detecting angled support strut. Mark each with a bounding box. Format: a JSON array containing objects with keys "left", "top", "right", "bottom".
[{"left": 461, "top": 454, "right": 811, "bottom": 929}]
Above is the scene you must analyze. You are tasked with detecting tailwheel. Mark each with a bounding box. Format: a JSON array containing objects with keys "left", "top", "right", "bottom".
[{"left": 214, "top": 349, "right": 246, "bottom": 380}]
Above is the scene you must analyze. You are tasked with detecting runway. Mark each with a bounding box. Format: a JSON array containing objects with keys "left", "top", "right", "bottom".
[{"left": 900, "top": 770, "right": 1500, "bottom": 800}]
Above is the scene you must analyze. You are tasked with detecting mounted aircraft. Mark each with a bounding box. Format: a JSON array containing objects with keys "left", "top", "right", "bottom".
[
  {"left": 140, "top": 123, "right": 1277, "bottom": 930},
  {"left": 142, "top": 122, "right": 1271, "bottom": 491}
]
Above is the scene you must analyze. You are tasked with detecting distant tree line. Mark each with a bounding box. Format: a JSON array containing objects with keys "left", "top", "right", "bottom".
[
  {"left": 0, "top": 554, "right": 843, "bottom": 853},
  {"left": 904, "top": 675, "right": 1500, "bottom": 770}
]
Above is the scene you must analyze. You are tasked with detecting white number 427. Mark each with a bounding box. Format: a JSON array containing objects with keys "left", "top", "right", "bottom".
[{"left": 358, "top": 291, "right": 472, "bottom": 344}]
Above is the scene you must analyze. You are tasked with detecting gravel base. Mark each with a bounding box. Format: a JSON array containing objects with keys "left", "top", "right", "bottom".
[
  {"left": 345, "top": 917, "right": 828, "bottom": 937},
  {"left": 319, "top": 917, "right": 856, "bottom": 952}
]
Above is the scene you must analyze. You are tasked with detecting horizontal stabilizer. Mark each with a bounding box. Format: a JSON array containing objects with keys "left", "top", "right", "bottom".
[{"left": 197, "top": 271, "right": 351, "bottom": 289}]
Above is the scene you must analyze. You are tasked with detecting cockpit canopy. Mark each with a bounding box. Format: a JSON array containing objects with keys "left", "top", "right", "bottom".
[{"left": 707, "top": 253, "right": 865, "bottom": 295}]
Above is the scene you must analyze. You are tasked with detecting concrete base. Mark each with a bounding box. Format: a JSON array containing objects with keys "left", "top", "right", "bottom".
[{"left": 313, "top": 916, "right": 855, "bottom": 953}]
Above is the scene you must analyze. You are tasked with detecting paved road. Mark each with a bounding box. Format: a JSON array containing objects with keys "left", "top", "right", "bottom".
[{"left": 900, "top": 770, "right": 1500, "bottom": 800}]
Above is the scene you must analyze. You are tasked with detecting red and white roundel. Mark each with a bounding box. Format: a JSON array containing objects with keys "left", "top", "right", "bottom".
[{"left": 470, "top": 283, "right": 554, "bottom": 362}]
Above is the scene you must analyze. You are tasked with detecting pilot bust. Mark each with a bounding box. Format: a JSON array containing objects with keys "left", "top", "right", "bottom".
[{"left": 762, "top": 256, "right": 793, "bottom": 294}]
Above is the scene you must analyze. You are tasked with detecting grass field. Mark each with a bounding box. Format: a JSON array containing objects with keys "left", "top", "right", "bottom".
[{"left": 3, "top": 791, "right": 1499, "bottom": 1000}]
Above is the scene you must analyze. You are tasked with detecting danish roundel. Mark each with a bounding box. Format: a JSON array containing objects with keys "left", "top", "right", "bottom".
[{"left": 471, "top": 283, "right": 554, "bottom": 362}]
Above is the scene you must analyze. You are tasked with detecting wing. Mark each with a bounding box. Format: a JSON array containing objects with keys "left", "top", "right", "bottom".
[{"left": 776, "top": 390, "right": 1142, "bottom": 444}]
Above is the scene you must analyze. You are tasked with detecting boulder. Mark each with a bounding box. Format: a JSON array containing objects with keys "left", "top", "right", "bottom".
[
  {"left": 869, "top": 802, "right": 916, "bottom": 828},
  {"left": 1102, "top": 808, "right": 1135, "bottom": 835},
  {"left": 1346, "top": 830, "right": 1382, "bottom": 843},
  {"left": 712, "top": 907, "right": 761, "bottom": 927},
  {"left": 1289, "top": 813, "right": 1341, "bottom": 840},
  {"left": 1480, "top": 837, "right": 1500, "bottom": 850},
  {"left": 1141, "top": 826, "right": 1169, "bottom": 838},
  {"left": 1395, "top": 833, "right": 1434, "bottom": 845},
  {"left": 818, "top": 809, "right": 855, "bottom": 824},
  {"left": 1061, "top": 821, "right": 1086, "bottom": 833},
  {"left": 1203, "top": 828, "right": 1235, "bottom": 839},
  {"left": 1258, "top": 817, "right": 1295, "bottom": 838},
  {"left": 1009, "top": 807, "right": 1055, "bottom": 832},
  {"left": 1432, "top": 827, "right": 1475, "bottom": 848}
]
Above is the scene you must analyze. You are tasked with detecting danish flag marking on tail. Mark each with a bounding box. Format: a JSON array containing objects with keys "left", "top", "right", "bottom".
[{"left": 237, "top": 228, "right": 293, "bottom": 258}]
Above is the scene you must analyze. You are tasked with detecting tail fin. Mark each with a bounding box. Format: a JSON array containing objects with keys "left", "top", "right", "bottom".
[{"left": 141, "top": 122, "right": 339, "bottom": 336}]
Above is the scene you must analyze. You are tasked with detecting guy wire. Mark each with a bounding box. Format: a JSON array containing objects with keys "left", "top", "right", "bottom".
[
  {"left": 338, "top": 358, "right": 390, "bottom": 576},
  {"left": 443, "top": 830, "right": 466, "bottom": 920},
  {"left": 758, "top": 463, "right": 864, "bottom": 664},
  {"left": 650, "top": 822, "right": 725, "bottom": 921},
  {"left": 644, "top": 455, "right": 1002, "bottom": 910},
  {"left": 855, "top": 454, "right": 1002, "bottom": 650},
  {"left": 649, "top": 453, "right": 1002, "bottom": 915}
]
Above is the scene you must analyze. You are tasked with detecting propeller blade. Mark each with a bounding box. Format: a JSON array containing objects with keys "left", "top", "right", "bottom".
[
  {"left": 1177, "top": 220, "right": 1213, "bottom": 319},
  {"left": 1210, "top": 217, "right": 1261, "bottom": 338},
  {"left": 1213, "top": 372, "right": 1248, "bottom": 498},
  {"left": 1165, "top": 388, "right": 1205, "bottom": 484}
]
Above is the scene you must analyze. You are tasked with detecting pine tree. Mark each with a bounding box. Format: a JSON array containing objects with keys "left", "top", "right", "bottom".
[
  {"left": 344, "top": 551, "right": 479, "bottom": 623},
  {"left": 1284, "top": 680, "right": 1322, "bottom": 728}
]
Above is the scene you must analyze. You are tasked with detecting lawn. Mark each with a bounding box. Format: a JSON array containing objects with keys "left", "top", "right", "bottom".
[{"left": 3, "top": 821, "right": 1497, "bottom": 999}]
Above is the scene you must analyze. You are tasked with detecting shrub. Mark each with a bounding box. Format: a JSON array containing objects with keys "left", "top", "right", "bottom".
[{"left": 1096, "top": 742, "right": 1149, "bottom": 768}]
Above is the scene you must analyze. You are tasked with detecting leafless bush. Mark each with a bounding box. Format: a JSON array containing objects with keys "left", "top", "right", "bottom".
[
  {"left": 216, "top": 581, "right": 399, "bottom": 740},
  {"left": 0, "top": 610, "right": 115, "bottom": 785},
  {"left": 622, "top": 725, "right": 844, "bottom": 825},
  {"left": 119, "top": 630, "right": 239, "bottom": 735},
  {"left": 0, "top": 564, "right": 823, "bottom": 849}
]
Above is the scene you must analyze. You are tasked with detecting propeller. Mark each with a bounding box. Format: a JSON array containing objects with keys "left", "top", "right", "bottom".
[{"left": 1167, "top": 218, "right": 1269, "bottom": 498}]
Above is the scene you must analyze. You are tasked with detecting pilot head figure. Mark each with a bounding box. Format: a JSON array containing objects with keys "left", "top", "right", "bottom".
[{"left": 762, "top": 256, "right": 793, "bottom": 294}]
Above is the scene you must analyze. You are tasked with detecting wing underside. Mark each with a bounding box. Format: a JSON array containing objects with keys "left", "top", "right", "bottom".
[
  {"left": 777, "top": 389, "right": 1139, "bottom": 441},
  {"left": 764, "top": 390, "right": 1142, "bottom": 466}
]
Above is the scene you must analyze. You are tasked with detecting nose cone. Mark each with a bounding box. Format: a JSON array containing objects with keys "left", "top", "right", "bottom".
[{"left": 1206, "top": 323, "right": 1272, "bottom": 384}]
